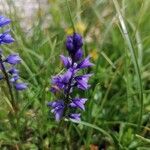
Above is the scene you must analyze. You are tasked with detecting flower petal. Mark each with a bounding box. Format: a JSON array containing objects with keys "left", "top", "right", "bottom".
[
  {"left": 5, "top": 54, "right": 21, "bottom": 65},
  {"left": 69, "top": 113, "right": 81, "bottom": 121},
  {"left": 0, "top": 30, "right": 15, "bottom": 45},
  {"left": 70, "top": 98, "right": 87, "bottom": 110},
  {"left": 15, "top": 83, "right": 27, "bottom": 90},
  {"left": 78, "top": 56, "right": 94, "bottom": 69},
  {"left": 75, "top": 74, "right": 92, "bottom": 90},
  {"left": 0, "top": 16, "right": 11, "bottom": 27},
  {"left": 60, "top": 55, "right": 72, "bottom": 68}
]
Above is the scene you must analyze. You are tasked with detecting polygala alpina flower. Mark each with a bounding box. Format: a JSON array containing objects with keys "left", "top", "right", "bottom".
[
  {"left": 0, "top": 15, "right": 27, "bottom": 91},
  {"left": 0, "top": 30, "right": 15, "bottom": 44},
  {"left": 0, "top": 16, "right": 11, "bottom": 27},
  {"left": 5, "top": 54, "right": 21, "bottom": 65},
  {"left": 15, "top": 83, "right": 28, "bottom": 91},
  {"left": 48, "top": 33, "right": 93, "bottom": 121}
]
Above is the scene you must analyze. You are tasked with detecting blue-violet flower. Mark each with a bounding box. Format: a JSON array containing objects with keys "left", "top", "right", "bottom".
[
  {"left": 0, "top": 15, "right": 27, "bottom": 91},
  {"left": 48, "top": 33, "right": 93, "bottom": 122}
]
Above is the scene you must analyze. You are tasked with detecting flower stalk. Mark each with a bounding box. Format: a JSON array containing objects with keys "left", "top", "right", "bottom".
[{"left": 0, "top": 56, "right": 16, "bottom": 112}]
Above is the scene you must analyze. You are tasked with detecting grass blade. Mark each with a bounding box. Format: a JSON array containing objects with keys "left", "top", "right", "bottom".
[
  {"left": 113, "top": 0, "right": 143, "bottom": 131},
  {"left": 67, "top": 119, "right": 114, "bottom": 143}
]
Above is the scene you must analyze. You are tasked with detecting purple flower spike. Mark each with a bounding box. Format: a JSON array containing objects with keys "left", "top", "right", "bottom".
[
  {"left": 69, "top": 113, "right": 81, "bottom": 121},
  {"left": 0, "top": 16, "right": 11, "bottom": 27},
  {"left": 5, "top": 54, "right": 21, "bottom": 65},
  {"left": 70, "top": 98, "right": 87, "bottom": 110},
  {"left": 15, "top": 83, "right": 27, "bottom": 91},
  {"left": 0, "top": 30, "right": 15, "bottom": 45},
  {"left": 0, "top": 15, "right": 28, "bottom": 94},
  {"left": 48, "top": 100, "right": 65, "bottom": 122},
  {"left": 78, "top": 56, "right": 94, "bottom": 69},
  {"left": 48, "top": 33, "right": 93, "bottom": 121}
]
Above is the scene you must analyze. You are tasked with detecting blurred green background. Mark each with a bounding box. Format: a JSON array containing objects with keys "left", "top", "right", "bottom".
[{"left": 0, "top": 0, "right": 150, "bottom": 149}]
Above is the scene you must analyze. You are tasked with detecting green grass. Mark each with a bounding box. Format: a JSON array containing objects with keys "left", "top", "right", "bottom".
[{"left": 0, "top": 0, "right": 150, "bottom": 149}]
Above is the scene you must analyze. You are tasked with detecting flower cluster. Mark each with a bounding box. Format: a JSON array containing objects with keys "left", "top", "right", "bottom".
[
  {"left": 0, "top": 16, "right": 27, "bottom": 90},
  {"left": 48, "top": 33, "right": 93, "bottom": 121}
]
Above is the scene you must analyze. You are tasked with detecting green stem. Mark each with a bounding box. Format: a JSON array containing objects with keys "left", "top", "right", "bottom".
[{"left": 0, "top": 57, "right": 16, "bottom": 112}]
